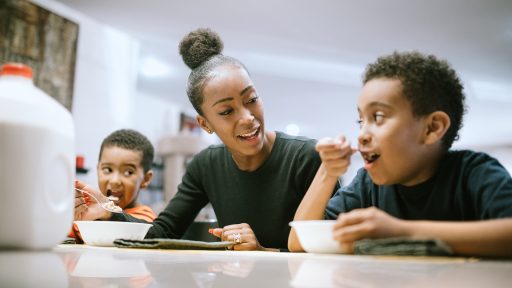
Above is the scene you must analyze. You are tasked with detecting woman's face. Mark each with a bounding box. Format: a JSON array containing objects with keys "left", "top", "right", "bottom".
[{"left": 197, "top": 64, "right": 266, "bottom": 158}]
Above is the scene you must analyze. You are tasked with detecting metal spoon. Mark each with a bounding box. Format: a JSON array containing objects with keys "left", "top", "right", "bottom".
[{"left": 75, "top": 187, "right": 123, "bottom": 213}]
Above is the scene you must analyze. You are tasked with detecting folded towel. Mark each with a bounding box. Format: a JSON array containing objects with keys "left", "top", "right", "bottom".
[
  {"left": 61, "top": 237, "right": 77, "bottom": 245},
  {"left": 353, "top": 237, "right": 453, "bottom": 256},
  {"left": 113, "top": 238, "right": 232, "bottom": 250}
]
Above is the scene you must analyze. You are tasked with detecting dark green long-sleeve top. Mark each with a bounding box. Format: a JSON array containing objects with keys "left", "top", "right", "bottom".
[{"left": 113, "top": 131, "right": 325, "bottom": 249}]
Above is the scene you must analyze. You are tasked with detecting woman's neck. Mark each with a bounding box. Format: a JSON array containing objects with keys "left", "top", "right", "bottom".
[{"left": 231, "top": 131, "right": 276, "bottom": 172}]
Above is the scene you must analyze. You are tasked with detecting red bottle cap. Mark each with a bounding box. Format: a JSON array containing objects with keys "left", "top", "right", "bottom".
[{"left": 0, "top": 63, "right": 33, "bottom": 78}]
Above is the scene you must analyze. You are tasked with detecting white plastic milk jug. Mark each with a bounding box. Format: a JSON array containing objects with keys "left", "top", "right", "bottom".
[{"left": 0, "top": 63, "right": 74, "bottom": 249}]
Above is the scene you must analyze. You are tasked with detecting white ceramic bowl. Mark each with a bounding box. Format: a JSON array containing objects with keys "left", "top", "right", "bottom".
[
  {"left": 74, "top": 221, "right": 152, "bottom": 247},
  {"left": 290, "top": 220, "right": 347, "bottom": 254}
]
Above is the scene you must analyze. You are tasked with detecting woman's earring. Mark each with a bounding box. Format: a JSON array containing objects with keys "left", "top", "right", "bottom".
[{"left": 206, "top": 128, "right": 213, "bottom": 134}]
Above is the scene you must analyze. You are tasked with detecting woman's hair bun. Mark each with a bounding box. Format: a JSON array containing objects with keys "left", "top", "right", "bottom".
[{"left": 179, "top": 28, "right": 224, "bottom": 69}]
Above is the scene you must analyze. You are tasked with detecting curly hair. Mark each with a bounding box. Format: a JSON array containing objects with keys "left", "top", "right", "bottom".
[
  {"left": 363, "top": 51, "right": 466, "bottom": 150},
  {"left": 179, "top": 28, "right": 248, "bottom": 115},
  {"left": 99, "top": 129, "right": 154, "bottom": 172}
]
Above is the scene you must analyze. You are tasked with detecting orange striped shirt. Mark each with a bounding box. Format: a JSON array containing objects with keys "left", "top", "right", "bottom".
[{"left": 123, "top": 205, "right": 157, "bottom": 223}]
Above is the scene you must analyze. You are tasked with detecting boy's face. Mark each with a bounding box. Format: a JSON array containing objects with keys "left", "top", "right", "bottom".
[
  {"left": 357, "top": 78, "right": 433, "bottom": 186},
  {"left": 97, "top": 146, "right": 151, "bottom": 209}
]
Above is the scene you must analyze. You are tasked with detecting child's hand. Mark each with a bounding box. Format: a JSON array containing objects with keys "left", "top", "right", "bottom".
[
  {"left": 333, "top": 207, "right": 406, "bottom": 246},
  {"left": 209, "top": 223, "right": 264, "bottom": 251},
  {"left": 74, "top": 180, "right": 111, "bottom": 221},
  {"left": 316, "top": 135, "right": 356, "bottom": 178}
]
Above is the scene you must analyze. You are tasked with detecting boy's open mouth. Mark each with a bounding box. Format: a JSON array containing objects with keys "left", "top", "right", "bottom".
[
  {"left": 362, "top": 152, "right": 380, "bottom": 164},
  {"left": 106, "top": 189, "right": 122, "bottom": 202}
]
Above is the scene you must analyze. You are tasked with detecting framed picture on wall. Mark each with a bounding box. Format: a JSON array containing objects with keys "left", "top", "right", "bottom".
[{"left": 0, "top": 0, "right": 79, "bottom": 111}]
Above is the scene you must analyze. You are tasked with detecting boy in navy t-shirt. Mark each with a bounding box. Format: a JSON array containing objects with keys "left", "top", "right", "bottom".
[{"left": 289, "top": 51, "right": 512, "bottom": 257}]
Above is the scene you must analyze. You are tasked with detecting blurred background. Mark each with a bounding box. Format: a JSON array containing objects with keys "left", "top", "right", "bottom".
[{"left": 7, "top": 0, "right": 512, "bottom": 211}]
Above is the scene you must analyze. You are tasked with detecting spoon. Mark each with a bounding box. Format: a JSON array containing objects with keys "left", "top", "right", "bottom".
[{"left": 75, "top": 187, "right": 123, "bottom": 213}]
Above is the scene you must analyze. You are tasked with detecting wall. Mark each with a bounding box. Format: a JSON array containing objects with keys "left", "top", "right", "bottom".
[
  {"left": 29, "top": 0, "right": 512, "bottom": 190},
  {"left": 32, "top": 0, "right": 183, "bottom": 186}
]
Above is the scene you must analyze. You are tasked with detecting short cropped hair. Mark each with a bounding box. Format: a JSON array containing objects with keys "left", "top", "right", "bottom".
[
  {"left": 99, "top": 129, "right": 154, "bottom": 172},
  {"left": 363, "top": 51, "right": 466, "bottom": 150}
]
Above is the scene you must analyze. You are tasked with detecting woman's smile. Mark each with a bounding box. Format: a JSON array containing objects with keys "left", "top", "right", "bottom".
[{"left": 237, "top": 126, "right": 260, "bottom": 142}]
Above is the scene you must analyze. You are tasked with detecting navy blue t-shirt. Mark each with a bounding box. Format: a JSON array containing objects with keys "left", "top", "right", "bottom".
[{"left": 326, "top": 150, "right": 512, "bottom": 220}]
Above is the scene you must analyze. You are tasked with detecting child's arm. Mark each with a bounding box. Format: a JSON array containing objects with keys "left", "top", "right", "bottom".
[
  {"left": 403, "top": 218, "right": 512, "bottom": 257},
  {"left": 288, "top": 136, "right": 354, "bottom": 252},
  {"left": 333, "top": 207, "right": 512, "bottom": 258},
  {"left": 288, "top": 164, "right": 339, "bottom": 251}
]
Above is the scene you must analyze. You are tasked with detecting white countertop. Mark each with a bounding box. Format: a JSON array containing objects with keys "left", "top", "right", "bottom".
[{"left": 1, "top": 244, "right": 511, "bottom": 287}]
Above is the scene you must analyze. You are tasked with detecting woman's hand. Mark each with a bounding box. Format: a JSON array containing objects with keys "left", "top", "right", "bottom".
[
  {"left": 74, "top": 180, "right": 111, "bottom": 221},
  {"left": 332, "top": 207, "right": 407, "bottom": 251},
  {"left": 316, "top": 136, "right": 355, "bottom": 178},
  {"left": 209, "top": 223, "right": 266, "bottom": 251}
]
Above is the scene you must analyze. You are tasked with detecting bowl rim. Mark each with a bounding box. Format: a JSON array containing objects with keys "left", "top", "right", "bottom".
[
  {"left": 289, "top": 220, "right": 337, "bottom": 227},
  {"left": 74, "top": 220, "right": 153, "bottom": 228}
]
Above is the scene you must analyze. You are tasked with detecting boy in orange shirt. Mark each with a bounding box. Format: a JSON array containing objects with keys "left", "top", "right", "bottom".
[
  {"left": 289, "top": 51, "right": 512, "bottom": 257},
  {"left": 70, "top": 129, "right": 156, "bottom": 241}
]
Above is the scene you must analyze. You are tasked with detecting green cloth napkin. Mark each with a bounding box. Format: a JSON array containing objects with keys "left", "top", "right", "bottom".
[
  {"left": 353, "top": 237, "right": 453, "bottom": 256},
  {"left": 61, "top": 237, "right": 77, "bottom": 245},
  {"left": 113, "top": 238, "right": 232, "bottom": 250}
]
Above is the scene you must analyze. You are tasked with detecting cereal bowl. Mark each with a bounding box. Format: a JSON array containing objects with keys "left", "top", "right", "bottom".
[
  {"left": 74, "top": 221, "right": 152, "bottom": 247},
  {"left": 290, "top": 220, "right": 348, "bottom": 254}
]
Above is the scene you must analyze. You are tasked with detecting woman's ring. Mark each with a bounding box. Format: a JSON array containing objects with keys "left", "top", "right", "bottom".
[{"left": 233, "top": 232, "right": 242, "bottom": 244}]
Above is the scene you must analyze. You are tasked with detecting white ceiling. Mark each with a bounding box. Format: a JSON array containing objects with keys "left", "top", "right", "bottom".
[{"left": 54, "top": 0, "right": 512, "bottom": 147}]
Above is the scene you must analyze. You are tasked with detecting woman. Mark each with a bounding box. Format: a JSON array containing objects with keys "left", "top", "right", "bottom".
[{"left": 75, "top": 28, "right": 335, "bottom": 251}]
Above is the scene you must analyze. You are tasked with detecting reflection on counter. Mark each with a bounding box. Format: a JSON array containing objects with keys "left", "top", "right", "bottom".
[
  {"left": 2, "top": 246, "right": 512, "bottom": 287},
  {"left": 207, "top": 259, "right": 255, "bottom": 278},
  {"left": 0, "top": 251, "right": 68, "bottom": 287},
  {"left": 288, "top": 256, "right": 512, "bottom": 288},
  {"left": 71, "top": 251, "right": 149, "bottom": 278},
  {"left": 61, "top": 248, "right": 155, "bottom": 287}
]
